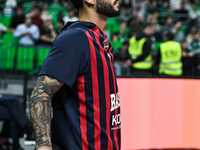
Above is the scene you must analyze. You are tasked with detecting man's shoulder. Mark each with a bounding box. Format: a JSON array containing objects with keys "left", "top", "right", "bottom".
[{"left": 57, "top": 27, "right": 89, "bottom": 42}]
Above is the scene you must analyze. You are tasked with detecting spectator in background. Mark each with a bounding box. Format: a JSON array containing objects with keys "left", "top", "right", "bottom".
[
  {"left": 188, "top": 30, "right": 200, "bottom": 54},
  {"left": 174, "top": 2, "right": 189, "bottom": 22},
  {"left": 169, "top": 0, "right": 181, "bottom": 11},
  {"left": 127, "top": 9, "right": 138, "bottom": 27},
  {"left": 63, "top": 7, "right": 78, "bottom": 24},
  {"left": 41, "top": 2, "right": 53, "bottom": 22},
  {"left": 146, "top": 0, "right": 158, "bottom": 14},
  {"left": 28, "top": 6, "right": 44, "bottom": 29},
  {"left": 39, "top": 19, "right": 57, "bottom": 47},
  {"left": 3, "top": 0, "right": 17, "bottom": 16},
  {"left": 157, "top": 1, "right": 169, "bottom": 13},
  {"left": 161, "top": 16, "right": 182, "bottom": 34},
  {"left": 114, "top": 41, "right": 131, "bottom": 76},
  {"left": 118, "top": 21, "right": 129, "bottom": 43},
  {"left": 183, "top": 0, "right": 192, "bottom": 11},
  {"left": 0, "top": 0, "right": 6, "bottom": 15},
  {"left": 0, "top": 95, "right": 33, "bottom": 150},
  {"left": 155, "top": 31, "right": 183, "bottom": 77},
  {"left": 10, "top": 7, "right": 25, "bottom": 33},
  {"left": 127, "top": 23, "right": 155, "bottom": 76},
  {"left": 128, "top": 13, "right": 145, "bottom": 36},
  {"left": 181, "top": 39, "right": 197, "bottom": 76},
  {"left": 132, "top": 0, "right": 146, "bottom": 15},
  {"left": 188, "top": 3, "right": 200, "bottom": 27},
  {"left": 57, "top": 19, "right": 65, "bottom": 33},
  {"left": 121, "top": 0, "right": 132, "bottom": 10},
  {"left": 160, "top": 16, "right": 182, "bottom": 42},
  {"left": 110, "top": 33, "right": 123, "bottom": 52},
  {"left": 14, "top": 17, "right": 40, "bottom": 46},
  {"left": 120, "top": 0, "right": 132, "bottom": 15},
  {"left": 147, "top": 11, "right": 159, "bottom": 25},
  {"left": 158, "top": 6, "right": 173, "bottom": 25}
]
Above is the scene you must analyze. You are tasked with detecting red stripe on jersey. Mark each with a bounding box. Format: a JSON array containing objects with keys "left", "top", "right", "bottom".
[
  {"left": 78, "top": 75, "right": 89, "bottom": 150},
  {"left": 94, "top": 32, "right": 113, "bottom": 150},
  {"left": 94, "top": 26, "right": 101, "bottom": 35},
  {"left": 86, "top": 31, "right": 101, "bottom": 149}
]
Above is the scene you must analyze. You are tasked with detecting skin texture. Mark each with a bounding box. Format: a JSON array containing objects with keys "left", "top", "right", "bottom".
[{"left": 30, "top": 76, "right": 63, "bottom": 150}]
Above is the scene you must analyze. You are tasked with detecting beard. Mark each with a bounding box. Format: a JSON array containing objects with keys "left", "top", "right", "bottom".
[{"left": 96, "top": 0, "right": 120, "bottom": 19}]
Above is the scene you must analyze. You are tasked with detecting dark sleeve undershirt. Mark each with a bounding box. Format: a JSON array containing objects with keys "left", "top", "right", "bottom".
[{"left": 131, "top": 39, "right": 152, "bottom": 63}]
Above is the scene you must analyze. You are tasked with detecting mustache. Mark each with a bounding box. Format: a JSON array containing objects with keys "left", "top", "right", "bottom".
[{"left": 114, "top": 0, "right": 118, "bottom": 4}]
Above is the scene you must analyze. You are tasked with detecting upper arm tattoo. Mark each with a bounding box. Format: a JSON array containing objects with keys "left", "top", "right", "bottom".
[{"left": 30, "top": 75, "right": 63, "bottom": 149}]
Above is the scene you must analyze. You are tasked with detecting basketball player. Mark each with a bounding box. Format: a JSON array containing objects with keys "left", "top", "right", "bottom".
[{"left": 30, "top": 0, "right": 121, "bottom": 149}]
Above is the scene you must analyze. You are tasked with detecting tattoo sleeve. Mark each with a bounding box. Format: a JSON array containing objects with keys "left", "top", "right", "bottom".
[{"left": 30, "top": 75, "right": 63, "bottom": 150}]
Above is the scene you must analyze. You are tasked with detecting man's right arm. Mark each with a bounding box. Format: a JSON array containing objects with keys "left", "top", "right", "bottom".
[{"left": 30, "top": 75, "right": 63, "bottom": 150}]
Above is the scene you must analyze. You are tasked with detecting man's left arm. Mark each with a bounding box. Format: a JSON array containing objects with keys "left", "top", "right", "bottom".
[{"left": 30, "top": 75, "right": 63, "bottom": 150}]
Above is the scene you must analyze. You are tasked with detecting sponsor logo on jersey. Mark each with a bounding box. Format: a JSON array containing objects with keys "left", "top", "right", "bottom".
[
  {"left": 110, "top": 92, "right": 121, "bottom": 130},
  {"left": 103, "top": 39, "right": 109, "bottom": 51}
]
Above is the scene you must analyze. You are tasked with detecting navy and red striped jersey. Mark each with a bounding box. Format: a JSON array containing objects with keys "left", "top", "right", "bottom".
[{"left": 39, "top": 21, "right": 121, "bottom": 150}]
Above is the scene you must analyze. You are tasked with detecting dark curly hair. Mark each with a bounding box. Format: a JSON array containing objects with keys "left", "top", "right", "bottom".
[
  {"left": 69, "top": 0, "right": 83, "bottom": 10},
  {"left": 164, "top": 31, "right": 174, "bottom": 41}
]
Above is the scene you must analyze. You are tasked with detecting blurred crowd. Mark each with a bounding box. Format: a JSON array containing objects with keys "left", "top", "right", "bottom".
[{"left": 0, "top": 0, "right": 200, "bottom": 77}]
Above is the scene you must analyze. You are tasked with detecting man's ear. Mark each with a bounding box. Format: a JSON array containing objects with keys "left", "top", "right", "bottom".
[{"left": 84, "top": 0, "right": 95, "bottom": 6}]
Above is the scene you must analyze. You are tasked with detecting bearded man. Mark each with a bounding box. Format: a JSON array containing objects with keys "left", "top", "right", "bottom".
[{"left": 30, "top": 0, "right": 121, "bottom": 149}]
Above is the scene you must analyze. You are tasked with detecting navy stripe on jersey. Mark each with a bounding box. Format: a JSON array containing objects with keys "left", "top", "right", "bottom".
[
  {"left": 89, "top": 28, "right": 115, "bottom": 150},
  {"left": 91, "top": 31, "right": 108, "bottom": 150},
  {"left": 86, "top": 31, "right": 101, "bottom": 150},
  {"left": 84, "top": 51, "right": 95, "bottom": 150},
  {"left": 90, "top": 28, "right": 119, "bottom": 150},
  {"left": 107, "top": 45, "right": 120, "bottom": 150},
  {"left": 91, "top": 30, "right": 115, "bottom": 150},
  {"left": 100, "top": 36, "right": 118, "bottom": 150},
  {"left": 110, "top": 57, "right": 119, "bottom": 150}
]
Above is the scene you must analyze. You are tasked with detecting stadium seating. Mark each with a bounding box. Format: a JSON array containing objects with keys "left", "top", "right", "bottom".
[
  {"left": 3, "top": 31, "right": 19, "bottom": 47},
  {"left": 36, "top": 47, "right": 50, "bottom": 67},
  {"left": 16, "top": 47, "right": 35, "bottom": 71},
  {"left": 0, "top": 45, "right": 15, "bottom": 70},
  {"left": 0, "top": 45, "right": 51, "bottom": 73}
]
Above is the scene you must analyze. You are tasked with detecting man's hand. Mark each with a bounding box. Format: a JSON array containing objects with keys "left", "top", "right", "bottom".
[
  {"left": 27, "top": 32, "right": 33, "bottom": 37},
  {"left": 126, "top": 59, "right": 132, "bottom": 66},
  {"left": 21, "top": 31, "right": 28, "bottom": 36},
  {"left": 30, "top": 75, "right": 63, "bottom": 149}
]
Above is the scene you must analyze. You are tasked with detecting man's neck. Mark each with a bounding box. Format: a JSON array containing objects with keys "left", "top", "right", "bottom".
[{"left": 78, "top": 8, "right": 106, "bottom": 31}]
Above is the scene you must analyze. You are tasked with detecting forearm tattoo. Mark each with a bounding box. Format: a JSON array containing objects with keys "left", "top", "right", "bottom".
[{"left": 30, "top": 75, "right": 63, "bottom": 149}]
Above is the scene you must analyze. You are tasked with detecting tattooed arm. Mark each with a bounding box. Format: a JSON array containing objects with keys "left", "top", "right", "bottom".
[{"left": 30, "top": 75, "right": 63, "bottom": 150}]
